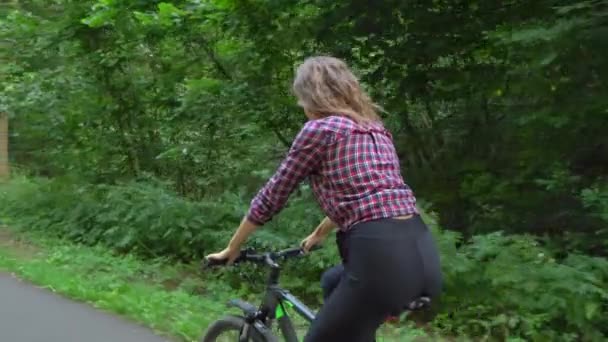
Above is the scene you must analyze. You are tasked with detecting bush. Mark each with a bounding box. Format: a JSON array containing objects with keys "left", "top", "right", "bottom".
[
  {"left": 1, "top": 177, "right": 239, "bottom": 258},
  {"left": 0, "top": 176, "right": 337, "bottom": 300},
  {"left": 435, "top": 231, "right": 608, "bottom": 341},
  {"left": 1, "top": 177, "right": 606, "bottom": 340}
]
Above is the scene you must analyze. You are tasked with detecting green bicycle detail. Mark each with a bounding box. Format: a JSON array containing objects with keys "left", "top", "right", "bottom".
[{"left": 275, "top": 300, "right": 294, "bottom": 320}]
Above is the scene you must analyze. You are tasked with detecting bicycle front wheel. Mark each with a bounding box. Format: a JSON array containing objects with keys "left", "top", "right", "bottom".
[{"left": 202, "top": 315, "right": 277, "bottom": 342}]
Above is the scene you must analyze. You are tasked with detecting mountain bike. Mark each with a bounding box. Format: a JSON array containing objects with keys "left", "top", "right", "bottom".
[{"left": 201, "top": 246, "right": 431, "bottom": 342}]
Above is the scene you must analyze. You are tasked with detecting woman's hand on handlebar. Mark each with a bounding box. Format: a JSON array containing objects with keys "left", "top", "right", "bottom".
[
  {"left": 301, "top": 230, "right": 326, "bottom": 253},
  {"left": 205, "top": 246, "right": 241, "bottom": 265},
  {"left": 206, "top": 216, "right": 260, "bottom": 265},
  {"left": 302, "top": 216, "right": 335, "bottom": 252}
]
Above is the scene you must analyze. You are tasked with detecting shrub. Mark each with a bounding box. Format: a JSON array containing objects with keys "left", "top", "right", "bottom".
[{"left": 435, "top": 231, "right": 608, "bottom": 341}]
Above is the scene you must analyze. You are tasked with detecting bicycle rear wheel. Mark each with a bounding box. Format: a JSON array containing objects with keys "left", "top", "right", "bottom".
[{"left": 202, "top": 315, "right": 277, "bottom": 342}]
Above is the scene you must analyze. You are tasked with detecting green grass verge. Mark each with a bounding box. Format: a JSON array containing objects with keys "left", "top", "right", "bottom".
[
  {"left": 0, "top": 227, "right": 232, "bottom": 341},
  {"left": 0, "top": 227, "right": 440, "bottom": 342}
]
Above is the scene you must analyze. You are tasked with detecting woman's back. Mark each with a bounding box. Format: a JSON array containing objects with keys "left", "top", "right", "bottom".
[{"left": 308, "top": 115, "right": 418, "bottom": 230}]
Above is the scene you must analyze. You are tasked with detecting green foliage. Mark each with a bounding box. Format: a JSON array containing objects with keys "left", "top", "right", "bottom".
[
  {"left": 1, "top": 176, "right": 244, "bottom": 258},
  {"left": 2, "top": 178, "right": 607, "bottom": 340},
  {"left": 2, "top": 0, "right": 608, "bottom": 340},
  {"left": 578, "top": 184, "right": 608, "bottom": 252},
  {"left": 0, "top": 176, "right": 333, "bottom": 299},
  {"left": 437, "top": 232, "right": 608, "bottom": 341},
  {"left": 2, "top": 0, "right": 607, "bottom": 252}
]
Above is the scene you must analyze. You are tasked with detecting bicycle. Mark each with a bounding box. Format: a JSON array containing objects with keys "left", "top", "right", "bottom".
[{"left": 202, "top": 246, "right": 431, "bottom": 342}]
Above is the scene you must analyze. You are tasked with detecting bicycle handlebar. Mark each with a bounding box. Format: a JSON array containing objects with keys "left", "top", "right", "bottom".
[{"left": 204, "top": 245, "right": 322, "bottom": 269}]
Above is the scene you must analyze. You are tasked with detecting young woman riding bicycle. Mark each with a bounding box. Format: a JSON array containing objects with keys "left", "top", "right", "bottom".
[{"left": 206, "top": 56, "right": 443, "bottom": 342}]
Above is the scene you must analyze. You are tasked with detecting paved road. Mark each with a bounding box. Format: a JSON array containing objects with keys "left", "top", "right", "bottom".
[{"left": 0, "top": 272, "right": 171, "bottom": 342}]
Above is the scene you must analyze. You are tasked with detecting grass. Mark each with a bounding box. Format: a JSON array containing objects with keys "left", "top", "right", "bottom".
[
  {"left": 0, "top": 225, "right": 444, "bottom": 342},
  {"left": 0, "top": 226, "right": 231, "bottom": 341}
]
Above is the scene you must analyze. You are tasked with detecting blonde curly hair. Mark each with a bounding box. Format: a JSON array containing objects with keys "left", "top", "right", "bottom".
[{"left": 293, "top": 56, "right": 381, "bottom": 123}]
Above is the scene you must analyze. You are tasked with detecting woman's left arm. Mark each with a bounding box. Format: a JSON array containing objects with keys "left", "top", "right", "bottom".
[{"left": 206, "top": 120, "right": 327, "bottom": 262}]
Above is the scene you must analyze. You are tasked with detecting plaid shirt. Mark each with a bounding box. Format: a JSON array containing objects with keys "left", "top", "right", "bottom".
[{"left": 247, "top": 115, "right": 418, "bottom": 231}]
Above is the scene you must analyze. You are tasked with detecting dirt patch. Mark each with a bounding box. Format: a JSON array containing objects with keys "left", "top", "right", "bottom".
[
  {"left": 0, "top": 227, "right": 14, "bottom": 245},
  {"left": 0, "top": 226, "right": 41, "bottom": 259}
]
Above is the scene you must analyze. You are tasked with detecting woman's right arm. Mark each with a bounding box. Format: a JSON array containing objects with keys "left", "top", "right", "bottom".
[
  {"left": 302, "top": 216, "right": 337, "bottom": 251},
  {"left": 314, "top": 216, "right": 337, "bottom": 238}
]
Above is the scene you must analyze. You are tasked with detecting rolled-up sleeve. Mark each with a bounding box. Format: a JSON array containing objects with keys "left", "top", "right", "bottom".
[{"left": 247, "top": 120, "right": 327, "bottom": 225}]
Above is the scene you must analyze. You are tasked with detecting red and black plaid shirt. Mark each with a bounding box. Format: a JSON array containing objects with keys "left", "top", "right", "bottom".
[{"left": 247, "top": 115, "right": 418, "bottom": 230}]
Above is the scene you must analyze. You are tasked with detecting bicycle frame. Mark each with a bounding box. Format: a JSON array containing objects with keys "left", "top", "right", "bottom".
[
  {"left": 211, "top": 246, "right": 431, "bottom": 342},
  {"left": 227, "top": 258, "right": 316, "bottom": 342},
  {"left": 266, "top": 285, "right": 315, "bottom": 341}
]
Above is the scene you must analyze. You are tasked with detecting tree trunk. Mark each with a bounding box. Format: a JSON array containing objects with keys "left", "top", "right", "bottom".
[{"left": 0, "top": 113, "right": 9, "bottom": 180}]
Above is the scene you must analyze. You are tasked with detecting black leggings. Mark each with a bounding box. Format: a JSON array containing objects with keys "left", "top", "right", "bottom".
[{"left": 304, "top": 215, "right": 442, "bottom": 342}]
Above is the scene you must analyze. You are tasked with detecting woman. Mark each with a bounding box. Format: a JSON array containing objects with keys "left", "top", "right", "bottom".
[{"left": 206, "top": 56, "right": 442, "bottom": 342}]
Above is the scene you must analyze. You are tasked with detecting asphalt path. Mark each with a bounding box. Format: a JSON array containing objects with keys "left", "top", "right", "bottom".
[{"left": 0, "top": 272, "right": 171, "bottom": 342}]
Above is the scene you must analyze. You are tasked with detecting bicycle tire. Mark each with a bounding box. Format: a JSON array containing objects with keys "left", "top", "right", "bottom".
[{"left": 201, "top": 315, "right": 277, "bottom": 342}]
